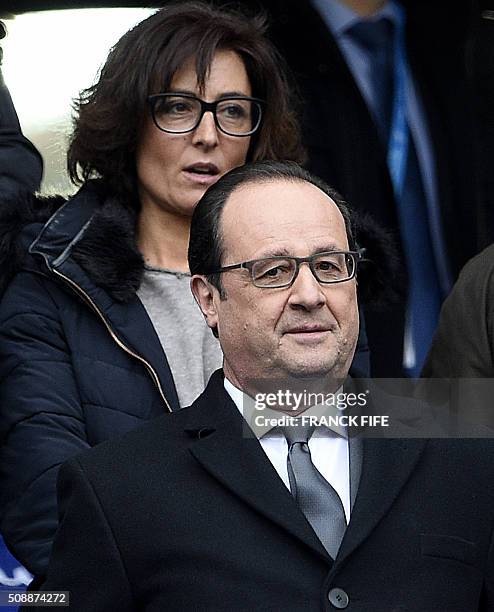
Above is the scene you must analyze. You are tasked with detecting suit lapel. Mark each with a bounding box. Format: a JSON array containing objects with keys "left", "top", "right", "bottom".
[
  {"left": 349, "top": 435, "right": 363, "bottom": 511},
  {"left": 186, "top": 373, "right": 331, "bottom": 564},
  {"left": 335, "top": 437, "right": 426, "bottom": 565}
]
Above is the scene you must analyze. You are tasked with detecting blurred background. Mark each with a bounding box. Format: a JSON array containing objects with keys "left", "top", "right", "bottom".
[{"left": 1, "top": 7, "right": 156, "bottom": 196}]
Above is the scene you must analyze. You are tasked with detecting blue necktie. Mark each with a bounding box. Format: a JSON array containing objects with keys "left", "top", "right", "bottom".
[
  {"left": 348, "top": 18, "right": 395, "bottom": 143},
  {"left": 348, "top": 18, "right": 442, "bottom": 375},
  {"left": 398, "top": 137, "right": 442, "bottom": 375}
]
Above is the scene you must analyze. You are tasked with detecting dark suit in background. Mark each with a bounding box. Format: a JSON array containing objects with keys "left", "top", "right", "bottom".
[
  {"left": 33, "top": 371, "right": 494, "bottom": 611},
  {"left": 246, "top": 0, "right": 481, "bottom": 376},
  {"left": 423, "top": 3, "right": 494, "bottom": 377}
]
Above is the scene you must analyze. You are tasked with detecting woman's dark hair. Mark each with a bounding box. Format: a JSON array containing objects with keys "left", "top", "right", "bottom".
[
  {"left": 68, "top": 1, "right": 305, "bottom": 207},
  {"left": 188, "top": 160, "right": 356, "bottom": 297}
]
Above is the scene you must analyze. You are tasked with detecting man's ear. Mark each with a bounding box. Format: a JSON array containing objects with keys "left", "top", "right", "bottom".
[{"left": 190, "top": 275, "right": 219, "bottom": 333}]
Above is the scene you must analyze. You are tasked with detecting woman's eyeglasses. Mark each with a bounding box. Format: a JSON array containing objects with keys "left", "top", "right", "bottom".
[{"left": 147, "top": 93, "right": 264, "bottom": 137}]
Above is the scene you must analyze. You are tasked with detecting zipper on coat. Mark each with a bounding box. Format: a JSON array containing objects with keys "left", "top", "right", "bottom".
[{"left": 52, "top": 268, "right": 173, "bottom": 414}]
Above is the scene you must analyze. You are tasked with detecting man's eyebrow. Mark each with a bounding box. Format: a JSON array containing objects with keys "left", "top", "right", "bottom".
[
  {"left": 253, "top": 247, "right": 292, "bottom": 259},
  {"left": 311, "top": 244, "right": 343, "bottom": 254},
  {"left": 253, "top": 244, "right": 344, "bottom": 259}
]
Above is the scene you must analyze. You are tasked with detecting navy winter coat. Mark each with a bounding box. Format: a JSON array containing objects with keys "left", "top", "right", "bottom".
[{"left": 0, "top": 182, "right": 180, "bottom": 577}]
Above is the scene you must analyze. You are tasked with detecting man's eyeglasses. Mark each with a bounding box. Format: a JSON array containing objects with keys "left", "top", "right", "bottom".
[
  {"left": 147, "top": 93, "right": 264, "bottom": 137},
  {"left": 209, "top": 251, "right": 362, "bottom": 288}
]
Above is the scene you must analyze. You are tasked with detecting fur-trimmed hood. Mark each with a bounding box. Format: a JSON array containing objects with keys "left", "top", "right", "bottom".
[
  {"left": 0, "top": 182, "right": 402, "bottom": 307},
  {"left": 0, "top": 182, "right": 144, "bottom": 302}
]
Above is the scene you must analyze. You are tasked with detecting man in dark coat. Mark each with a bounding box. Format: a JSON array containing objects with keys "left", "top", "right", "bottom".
[
  {"left": 33, "top": 162, "right": 494, "bottom": 611},
  {"left": 0, "top": 179, "right": 378, "bottom": 578}
]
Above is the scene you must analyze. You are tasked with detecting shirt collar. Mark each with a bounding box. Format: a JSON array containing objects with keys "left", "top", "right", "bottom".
[
  {"left": 310, "top": 0, "right": 403, "bottom": 39},
  {"left": 223, "top": 376, "right": 347, "bottom": 439},
  {"left": 224, "top": 376, "right": 245, "bottom": 413}
]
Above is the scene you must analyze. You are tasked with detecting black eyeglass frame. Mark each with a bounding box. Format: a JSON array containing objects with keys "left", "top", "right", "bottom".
[
  {"left": 147, "top": 92, "right": 265, "bottom": 137},
  {"left": 208, "top": 250, "right": 363, "bottom": 288}
]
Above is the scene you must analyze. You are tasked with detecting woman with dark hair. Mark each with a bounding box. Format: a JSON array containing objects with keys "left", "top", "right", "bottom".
[{"left": 0, "top": 1, "right": 304, "bottom": 578}]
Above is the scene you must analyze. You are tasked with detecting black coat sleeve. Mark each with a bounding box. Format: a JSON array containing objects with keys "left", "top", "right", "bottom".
[{"left": 26, "top": 457, "right": 133, "bottom": 612}]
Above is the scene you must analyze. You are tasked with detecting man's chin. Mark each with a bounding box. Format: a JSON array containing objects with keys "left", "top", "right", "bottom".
[{"left": 277, "top": 357, "right": 341, "bottom": 380}]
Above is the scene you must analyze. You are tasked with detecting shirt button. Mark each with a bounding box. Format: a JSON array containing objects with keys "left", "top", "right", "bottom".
[{"left": 328, "top": 587, "right": 349, "bottom": 609}]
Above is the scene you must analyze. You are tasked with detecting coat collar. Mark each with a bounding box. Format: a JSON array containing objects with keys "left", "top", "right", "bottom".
[
  {"left": 29, "top": 180, "right": 144, "bottom": 303},
  {"left": 25, "top": 181, "right": 180, "bottom": 412},
  {"left": 184, "top": 370, "right": 427, "bottom": 566}
]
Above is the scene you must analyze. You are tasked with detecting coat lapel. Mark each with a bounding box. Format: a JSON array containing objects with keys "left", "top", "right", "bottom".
[
  {"left": 54, "top": 256, "right": 180, "bottom": 413},
  {"left": 102, "top": 294, "right": 180, "bottom": 412},
  {"left": 349, "top": 435, "right": 363, "bottom": 511},
  {"left": 335, "top": 437, "right": 426, "bottom": 565},
  {"left": 186, "top": 374, "right": 332, "bottom": 564}
]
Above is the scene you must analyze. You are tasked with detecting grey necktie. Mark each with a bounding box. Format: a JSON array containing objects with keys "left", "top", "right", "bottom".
[{"left": 282, "top": 423, "right": 347, "bottom": 559}]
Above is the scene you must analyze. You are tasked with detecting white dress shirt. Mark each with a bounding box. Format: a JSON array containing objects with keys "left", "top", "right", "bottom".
[{"left": 224, "top": 378, "right": 351, "bottom": 522}]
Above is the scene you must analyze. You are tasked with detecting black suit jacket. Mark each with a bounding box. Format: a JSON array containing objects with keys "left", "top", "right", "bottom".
[
  {"left": 250, "top": 0, "right": 481, "bottom": 376},
  {"left": 35, "top": 370, "right": 494, "bottom": 611}
]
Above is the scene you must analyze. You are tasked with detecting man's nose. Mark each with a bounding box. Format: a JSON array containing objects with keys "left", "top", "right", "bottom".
[
  {"left": 287, "top": 263, "right": 326, "bottom": 311},
  {"left": 191, "top": 110, "right": 219, "bottom": 147}
]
